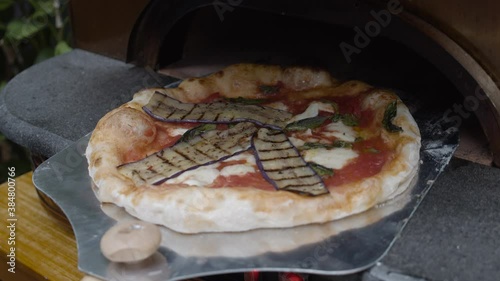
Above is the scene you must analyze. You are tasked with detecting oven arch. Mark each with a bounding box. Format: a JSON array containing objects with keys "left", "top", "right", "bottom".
[{"left": 128, "top": 0, "right": 500, "bottom": 166}]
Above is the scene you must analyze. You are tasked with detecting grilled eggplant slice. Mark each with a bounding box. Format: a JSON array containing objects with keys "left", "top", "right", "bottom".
[
  {"left": 143, "top": 92, "right": 292, "bottom": 129},
  {"left": 252, "top": 128, "right": 329, "bottom": 196},
  {"left": 118, "top": 122, "right": 257, "bottom": 185}
]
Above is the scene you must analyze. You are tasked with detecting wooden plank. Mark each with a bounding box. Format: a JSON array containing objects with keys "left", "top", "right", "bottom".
[
  {"left": 0, "top": 172, "right": 206, "bottom": 281},
  {"left": 0, "top": 172, "right": 84, "bottom": 281}
]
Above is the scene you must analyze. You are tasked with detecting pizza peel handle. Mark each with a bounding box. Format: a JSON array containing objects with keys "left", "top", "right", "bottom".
[{"left": 100, "top": 220, "right": 162, "bottom": 263}]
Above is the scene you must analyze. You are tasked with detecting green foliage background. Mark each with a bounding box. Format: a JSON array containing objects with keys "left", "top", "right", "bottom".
[{"left": 0, "top": 0, "right": 72, "bottom": 183}]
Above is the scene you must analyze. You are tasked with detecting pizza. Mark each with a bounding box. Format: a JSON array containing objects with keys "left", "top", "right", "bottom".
[{"left": 85, "top": 64, "right": 421, "bottom": 234}]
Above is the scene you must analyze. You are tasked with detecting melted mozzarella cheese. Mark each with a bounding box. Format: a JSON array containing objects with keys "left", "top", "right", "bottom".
[
  {"left": 165, "top": 164, "right": 220, "bottom": 186},
  {"left": 170, "top": 128, "right": 189, "bottom": 136},
  {"left": 288, "top": 101, "right": 335, "bottom": 122},
  {"left": 266, "top": 102, "right": 289, "bottom": 112},
  {"left": 164, "top": 152, "right": 257, "bottom": 186},
  {"left": 324, "top": 122, "right": 357, "bottom": 142},
  {"left": 221, "top": 152, "right": 257, "bottom": 177},
  {"left": 303, "top": 148, "right": 358, "bottom": 169},
  {"left": 288, "top": 136, "right": 305, "bottom": 147},
  {"left": 221, "top": 164, "right": 254, "bottom": 177}
]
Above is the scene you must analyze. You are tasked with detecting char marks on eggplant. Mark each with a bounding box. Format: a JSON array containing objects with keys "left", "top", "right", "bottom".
[
  {"left": 252, "top": 128, "right": 329, "bottom": 196},
  {"left": 118, "top": 122, "right": 257, "bottom": 185},
  {"left": 143, "top": 92, "right": 292, "bottom": 129}
]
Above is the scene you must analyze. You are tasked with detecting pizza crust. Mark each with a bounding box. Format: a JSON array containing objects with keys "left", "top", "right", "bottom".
[{"left": 86, "top": 64, "right": 421, "bottom": 233}]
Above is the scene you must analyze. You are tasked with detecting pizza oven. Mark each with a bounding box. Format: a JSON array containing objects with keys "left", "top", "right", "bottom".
[
  {"left": 69, "top": 0, "right": 500, "bottom": 167},
  {"left": 1, "top": 0, "right": 499, "bottom": 281}
]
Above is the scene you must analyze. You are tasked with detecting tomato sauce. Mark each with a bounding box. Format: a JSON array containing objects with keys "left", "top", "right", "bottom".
[
  {"left": 358, "top": 108, "right": 375, "bottom": 128},
  {"left": 210, "top": 172, "right": 275, "bottom": 191},
  {"left": 217, "top": 159, "right": 247, "bottom": 170},
  {"left": 334, "top": 96, "right": 363, "bottom": 116},
  {"left": 282, "top": 98, "right": 312, "bottom": 114},
  {"left": 324, "top": 136, "right": 391, "bottom": 187},
  {"left": 199, "top": 92, "right": 222, "bottom": 103},
  {"left": 156, "top": 123, "right": 198, "bottom": 146}
]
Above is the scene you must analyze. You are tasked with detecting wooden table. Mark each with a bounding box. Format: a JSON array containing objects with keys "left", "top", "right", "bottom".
[
  {"left": 0, "top": 172, "right": 204, "bottom": 281},
  {"left": 0, "top": 172, "right": 84, "bottom": 281}
]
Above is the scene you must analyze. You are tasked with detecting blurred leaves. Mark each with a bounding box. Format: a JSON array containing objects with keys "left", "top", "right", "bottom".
[
  {"left": 34, "top": 46, "right": 53, "bottom": 63},
  {"left": 0, "top": 0, "right": 14, "bottom": 11},
  {"left": 1, "top": 0, "right": 72, "bottom": 80},
  {"left": 5, "top": 18, "right": 45, "bottom": 42},
  {"left": 29, "top": 0, "right": 55, "bottom": 16},
  {"left": 3, "top": 0, "right": 55, "bottom": 43},
  {"left": 54, "top": 40, "right": 70, "bottom": 55},
  {"left": 0, "top": 0, "right": 73, "bottom": 182}
]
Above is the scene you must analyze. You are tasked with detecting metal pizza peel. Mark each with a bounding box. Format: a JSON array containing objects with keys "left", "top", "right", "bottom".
[{"left": 32, "top": 89, "right": 459, "bottom": 280}]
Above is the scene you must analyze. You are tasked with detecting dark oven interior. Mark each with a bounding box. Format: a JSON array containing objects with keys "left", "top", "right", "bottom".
[
  {"left": 125, "top": 1, "right": 492, "bottom": 165},
  {"left": 68, "top": 0, "right": 500, "bottom": 166}
]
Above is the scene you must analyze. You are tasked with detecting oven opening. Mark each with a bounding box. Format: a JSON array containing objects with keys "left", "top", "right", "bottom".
[{"left": 134, "top": 6, "right": 493, "bottom": 165}]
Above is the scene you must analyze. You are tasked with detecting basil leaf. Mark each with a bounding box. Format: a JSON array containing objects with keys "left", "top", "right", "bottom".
[
  {"left": 176, "top": 124, "right": 217, "bottom": 143},
  {"left": 332, "top": 140, "right": 353, "bottom": 148},
  {"left": 259, "top": 84, "right": 280, "bottom": 95},
  {"left": 300, "top": 142, "right": 332, "bottom": 150},
  {"left": 364, "top": 147, "right": 380, "bottom": 154},
  {"left": 330, "top": 101, "right": 339, "bottom": 112},
  {"left": 308, "top": 162, "right": 334, "bottom": 177},
  {"left": 321, "top": 100, "right": 339, "bottom": 112},
  {"left": 285, "top": 116, "right": 328, "bottom": 132},
  {"left": 329, "top": 113, "right": 359, "bottom": 126},
  {"left": 341, "top": 114, "right": 359, "bottom": 126},
  {"left": 226, "top": 97, "right": 268, "bottom": 105},
  {"left": 330, "top": 114, "right": 341, "bottom": 122},
  {"left": 383, "top": 101, "right": 403, "bottom": 133},
  {"left": 300, "top": 140, "right": 352, "bottom": 150}
]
